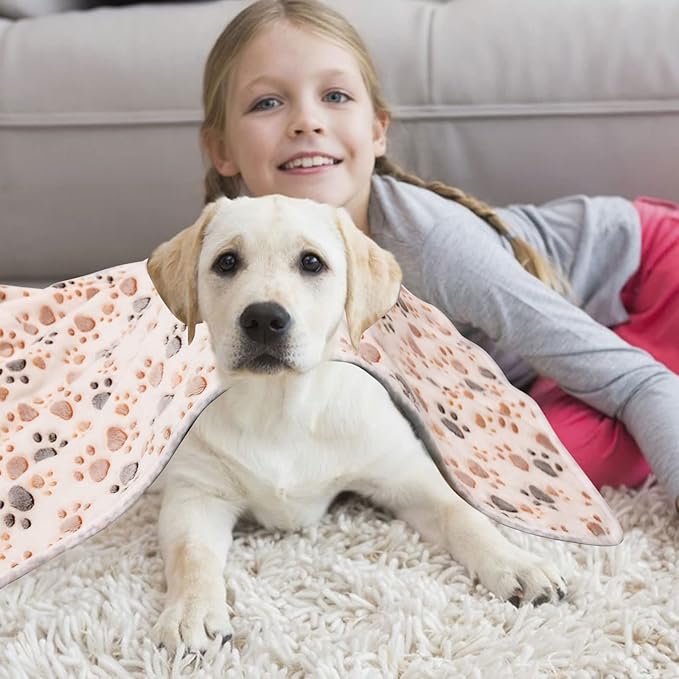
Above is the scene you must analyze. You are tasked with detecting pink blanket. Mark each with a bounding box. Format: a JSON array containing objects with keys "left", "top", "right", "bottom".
[{"left": 0, "top": 261, "right": 622, "bottom": 589}]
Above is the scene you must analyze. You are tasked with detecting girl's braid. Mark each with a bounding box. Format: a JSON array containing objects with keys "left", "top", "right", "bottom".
[{"left": 374, "top": 156, "right": 570, "bottom": 296}]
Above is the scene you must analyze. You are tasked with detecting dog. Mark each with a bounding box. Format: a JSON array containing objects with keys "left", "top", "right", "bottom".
[{"left": 147, "top": 195, "right": 567, "bottom": 653}]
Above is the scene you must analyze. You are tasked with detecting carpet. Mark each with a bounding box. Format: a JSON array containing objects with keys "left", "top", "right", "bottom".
[{"left": 1, "top": 479, "right": 678, "bottom": 678}]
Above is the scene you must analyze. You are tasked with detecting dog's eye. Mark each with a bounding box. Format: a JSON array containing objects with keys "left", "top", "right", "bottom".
[
  {"left": 213, "top": 252, "right": 239, "bottom": 274},
  {"left": 300, "top": 253, "right": 325, "bottom": 274}
]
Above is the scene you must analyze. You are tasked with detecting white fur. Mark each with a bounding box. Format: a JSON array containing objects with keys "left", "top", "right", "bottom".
[{"left": 151, "top": 196, "right": 567, "bottom": 654}]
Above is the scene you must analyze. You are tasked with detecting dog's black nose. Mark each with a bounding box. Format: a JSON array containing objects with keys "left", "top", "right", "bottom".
[{"left": 240, "top": 302, "right": 291, "bottom": 344}]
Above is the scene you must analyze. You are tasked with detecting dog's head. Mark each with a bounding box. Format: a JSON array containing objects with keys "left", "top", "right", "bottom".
[{"left": 147, "top": 195, "right": 402, "bottom": 375}]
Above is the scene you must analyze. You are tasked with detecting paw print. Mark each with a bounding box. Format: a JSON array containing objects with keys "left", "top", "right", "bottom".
[
  {"left": 393, "top": 373, "right": 417, "bottom": 405},
  {"left": 164, "top": 325, "right": 183, "bottom": 358},
  {"left": 378, "top": 314, "right": 397, "bottom": 335},
  {"left": 89, "top": 377, "right": 114, "bottom": 410},
  {"left": 126, "top": 295, "right": 151, "bottom": 322},
  {"left": 40, "top": 331, "right": 60, "bottom": 346},
  {"left": 32, "top": 431, "right": 69, "bottom": 462},
  {"left": 109, "top": 461, "right": 139, "bottom": 494},
  {"left": 1, "top": 497, "right": 33, "bottom": 531},
  {"left": 1, "top": 358, "right": 30, "bottom": 386},
  {"left": 95, "top": 340, "right": 120, "bottom": 361}
]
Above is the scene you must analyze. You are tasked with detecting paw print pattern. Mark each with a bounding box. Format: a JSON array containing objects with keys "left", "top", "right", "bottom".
[
  {"left": 1, "top": 498, "right": 32, "bottom": 531},
  {"left": 335, "top": 287, "right": 621, "bottom": 544},
  {"left": 56, "top": 504, "right": 84, "bottom": 535},
  {"left": 2, "top": 263, "right": 215, "bottom": 582},
  {"left": 109, "top": 461, "right": 139, "bottom": 494},
  {"left": 40, "top": 331, "right": 60, "bottom": 347},
  {"left": 2, "top": 359, "right": 30, "bottom": 386},
  {"left": 32, "top": 431, "right": 69, "bottom": 462},
  {"left": 95, "top": 340, "right": 120, "bottom": 361},
  {"left": 127, "top": 296, "right": 151, "bottom": 322},
  {"left": 90, "top": 377, "right": 114, "bottom": 410},
  {"left": 2, "top": 489, "right": 34, "bottom": 532},
  {"left": 164, "top": 325, "right": 183, "bottom": 358}
]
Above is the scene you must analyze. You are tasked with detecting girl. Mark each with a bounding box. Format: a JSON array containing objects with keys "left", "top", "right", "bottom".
[{"left": 200, "top": 0, "right": 679, "bottom": 515}]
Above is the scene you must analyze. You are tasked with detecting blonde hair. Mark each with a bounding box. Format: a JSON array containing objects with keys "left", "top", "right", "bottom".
[{"left": 201, "top": 0, "right": 570, "bottom": 295}]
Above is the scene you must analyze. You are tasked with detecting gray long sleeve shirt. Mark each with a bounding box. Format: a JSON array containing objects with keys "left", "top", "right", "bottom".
[{"left": 368, "top": 174, "right": 679, "bottom": 509}]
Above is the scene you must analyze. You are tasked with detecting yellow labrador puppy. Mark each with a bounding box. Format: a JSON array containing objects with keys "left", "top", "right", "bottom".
[{"left": 147, "top": 195, "right": 566, "bottom": 654}]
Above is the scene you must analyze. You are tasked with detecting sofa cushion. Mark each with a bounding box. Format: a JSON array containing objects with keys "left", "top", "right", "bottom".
[{"left": 1, "top": 0, "right": 679, "bottom": 285}]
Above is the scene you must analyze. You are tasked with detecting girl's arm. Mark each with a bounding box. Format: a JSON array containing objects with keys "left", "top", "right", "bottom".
[{"left": 420, "top": 218, "right": 679, "bottom": 512}]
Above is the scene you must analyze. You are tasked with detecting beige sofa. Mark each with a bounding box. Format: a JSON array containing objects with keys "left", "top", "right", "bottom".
[{"left": 1, "top": 0, "right": 679, "bottom": 287}]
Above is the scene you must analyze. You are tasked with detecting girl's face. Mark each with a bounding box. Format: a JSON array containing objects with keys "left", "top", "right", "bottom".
[{"left": 207, "top": 21, "right": 389, "bottom": 233}]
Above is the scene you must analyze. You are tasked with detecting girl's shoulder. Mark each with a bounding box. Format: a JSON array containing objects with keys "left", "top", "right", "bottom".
[
  {"left": 369, "top": 175, "right": 505, "bottom": 255},
  {"left": 369, "top": 174, "right": 499, "bottom": 246},
  {"left": 368, "top": 174, "right": 516, "bottom": 307}
]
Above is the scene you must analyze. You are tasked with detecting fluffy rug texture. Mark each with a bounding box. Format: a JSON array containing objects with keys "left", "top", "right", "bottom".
[{"left": 0, "top": 479, "right": 677, "bottom": 678}]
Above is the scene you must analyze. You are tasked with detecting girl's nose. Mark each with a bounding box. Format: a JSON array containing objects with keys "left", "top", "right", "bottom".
[
  {"left": 290, "top": 124, "right": 323, "bottom": 136},
  {"left": 288, "top": 104, "right": 325, "bottom": 137}
]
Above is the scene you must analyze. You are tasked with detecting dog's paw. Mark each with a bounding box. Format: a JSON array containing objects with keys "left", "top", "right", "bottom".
[
  {"left": 473, "top": 545, "right": 567, "bottom": 607},
  {"left": 152, "top": 597, "right": 233, "bottom": 654}
]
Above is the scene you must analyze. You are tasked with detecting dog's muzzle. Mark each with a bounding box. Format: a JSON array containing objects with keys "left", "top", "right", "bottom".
[{"left": 236, "top": 302, "right": 293, "bottom": 373}]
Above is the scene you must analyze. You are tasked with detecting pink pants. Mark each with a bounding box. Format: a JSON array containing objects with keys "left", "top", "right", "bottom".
[{"left": 528, "top": 196, "right": 679, "bottom": 489}]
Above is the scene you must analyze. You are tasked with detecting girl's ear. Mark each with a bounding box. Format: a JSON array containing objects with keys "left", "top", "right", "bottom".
[
  {"left": 372, "top": 111, "right": 390, "bottom": 158},
  {"left": 202, "top": 129, "right": 240, "bottom": 177}
]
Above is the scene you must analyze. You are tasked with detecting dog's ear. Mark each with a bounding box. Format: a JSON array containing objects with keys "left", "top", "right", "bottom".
[
  {"left": 147, "top": 201, "right": 220, "bottom": 344},
  {"left": 335, "top": 207, "right": 402, "bottom": 350}
]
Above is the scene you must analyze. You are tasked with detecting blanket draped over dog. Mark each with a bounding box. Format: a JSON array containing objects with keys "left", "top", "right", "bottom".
[{"left": 0, "top": 261, "right": 622, "bottom": 589}]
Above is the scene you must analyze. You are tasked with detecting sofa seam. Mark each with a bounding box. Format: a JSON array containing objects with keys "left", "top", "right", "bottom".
[
  {"left": 393, "top": 101, "right": 679, "bottom": 120},
  {"left": 2, "top": 100, "right": 679, "bottom": 128}
]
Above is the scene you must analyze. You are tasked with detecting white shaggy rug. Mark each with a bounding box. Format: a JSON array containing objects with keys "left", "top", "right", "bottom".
[{"left": 1, "top": 479, "right": 678, "bottom": 678}]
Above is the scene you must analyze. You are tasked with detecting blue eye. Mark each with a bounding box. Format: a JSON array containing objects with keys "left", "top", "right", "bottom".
[
  {"left": 324, "top": 90, "right": 349, "bottom": 104},
  {"left": 252, "top": 97, "right": 281, "bottom": 111}
]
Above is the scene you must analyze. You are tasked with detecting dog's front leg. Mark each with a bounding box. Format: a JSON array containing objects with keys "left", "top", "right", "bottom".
[
  {"left": 152, "top": 482, "right": 239, "bottom": 654},
  {"left": 365, "top": 452, "right": 567, "bottom": 607}
]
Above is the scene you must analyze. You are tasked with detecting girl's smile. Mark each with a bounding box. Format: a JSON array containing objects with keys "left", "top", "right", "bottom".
[{"left": 278, "top": 152, "right": 342, "bottom": 173}]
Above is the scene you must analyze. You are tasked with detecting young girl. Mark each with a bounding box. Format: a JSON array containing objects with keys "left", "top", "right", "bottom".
[{"left": 200, "top": 0, "right": 679, "bottom": 515}]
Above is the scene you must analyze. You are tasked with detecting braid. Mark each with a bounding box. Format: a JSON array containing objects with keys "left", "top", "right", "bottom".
[
  {"left": 374, "top": 157, "right": 571, "bottom": 296},
  {"left": 204, "top": 167, "right": 241, "bottom": 203}
]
